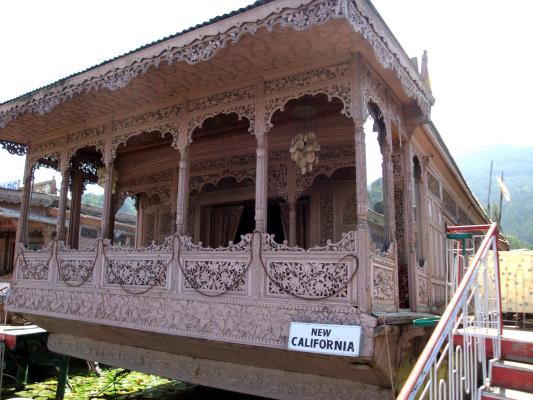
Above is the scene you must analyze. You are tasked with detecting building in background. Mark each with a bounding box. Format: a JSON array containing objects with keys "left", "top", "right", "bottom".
[{"left": 0, "top": 187, "right": 135, "bottom": 274}]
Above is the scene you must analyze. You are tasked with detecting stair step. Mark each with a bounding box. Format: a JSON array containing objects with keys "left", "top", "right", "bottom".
[
  {"left": 491, "top": 360, "right": 533, "bottom": 393},
  {"left": 454, "top": 329, "right": 533, "bottom": 363},
  {"left": 482, "top": 386, "right": 533, "bottom": 399},
  {"left": 502, "top": 330, "right": 533, "bottom": 363}
]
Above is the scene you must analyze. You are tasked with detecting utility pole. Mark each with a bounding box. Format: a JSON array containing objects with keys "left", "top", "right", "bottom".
[
  {"left": 498, "top": 171, "right": 504, "bottom": 227},
  {"left": 487, "top": 160, "right": 493, "bottom": 218}
]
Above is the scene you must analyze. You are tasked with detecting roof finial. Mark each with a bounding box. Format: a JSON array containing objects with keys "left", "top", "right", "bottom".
[{"left": 421, "top": 50, "right": 431, "bottom": 90}]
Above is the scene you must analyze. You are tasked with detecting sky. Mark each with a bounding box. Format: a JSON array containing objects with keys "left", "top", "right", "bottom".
[{"left": 1, "top": 0, "right": 532, "bottom": 186}]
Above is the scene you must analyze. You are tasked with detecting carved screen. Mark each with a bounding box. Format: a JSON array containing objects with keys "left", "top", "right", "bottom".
[
  {"left": 335, "top": 187, "right": 357, "bottom": 242},
  {"left": 143, "top": 194, "right": 172, "bottom": 246}
]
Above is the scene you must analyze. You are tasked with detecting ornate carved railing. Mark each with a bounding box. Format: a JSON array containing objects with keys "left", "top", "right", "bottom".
[
  {"left": 13, "top": 231, "right": 361, "bottom": 302},
  {"left": 9, "top": 231, "right": 389, "bottom": 353}
]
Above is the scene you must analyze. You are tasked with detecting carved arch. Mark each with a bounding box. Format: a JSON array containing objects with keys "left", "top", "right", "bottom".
[
  {"left": 30, "top": 152, "right": 61, "bottom": 172},
  {"left": 190, "top": 174, "right": 255, "bottom": 195},
  {"left": 366, "top": 100, "right": 390, "bottom": 151},
  {"left": 265, "top": 85, "right": 352, "bottom": 131},
  {"left": 111, "top": 127, "right": 178, "bottom": 160},
  {"left": 66, "top": 140, "right": 106, "bottom": 167},
  {"left": 296, "top": 164, "right": 354, "bottom": 198},
  {"left": 187, "top": 106, "right": 255, "bottom": 145}
]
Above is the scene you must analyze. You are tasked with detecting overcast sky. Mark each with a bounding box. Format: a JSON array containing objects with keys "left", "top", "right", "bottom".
[{"left": 1, "top": 0, "right": 532, "bottom": 185}]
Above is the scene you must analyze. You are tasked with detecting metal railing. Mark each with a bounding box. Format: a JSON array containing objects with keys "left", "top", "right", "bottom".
[{"left": 397, "top": 223, "right": 502, "bottom": 400}]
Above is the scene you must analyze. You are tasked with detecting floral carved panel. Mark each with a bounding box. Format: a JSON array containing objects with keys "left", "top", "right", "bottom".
[
  {"left": 417, "top": 275, "right": 429, "bottom": 307},
  {"left": 265, "top": 63, "right": 349, "bottom": 94},
  {"left": 57, "top": 259, "right": 94, "bottom": 284},
  {"left": 189, "top": 87, "right": 255, "bottom": 112},
  {"left": 372, "top": 265, "right": 394, "bottom": 303},
  {"left": 267, "top": 260, "right": 349, "bottom": 298},
  {"left": 17, "top": 259, "right": 49, "bottom": 281},
  {"left": 105, "top": 259, "right": 168, "bottom": 287},
  {"left": 183, "top": 260, "right": 247, "bottom": 293}
]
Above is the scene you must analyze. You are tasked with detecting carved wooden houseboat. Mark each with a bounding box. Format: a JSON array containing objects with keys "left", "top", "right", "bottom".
[{"left": 0, "top": 1, "right": 490, "bottom": 398}]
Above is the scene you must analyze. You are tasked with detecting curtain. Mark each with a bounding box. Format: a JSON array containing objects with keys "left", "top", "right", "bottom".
[
  {"left": 212, "top": 205, "right": 244, "bottom": 247},
  {"left": 279, "top": 202, "right": 290, "bottom": 243}
]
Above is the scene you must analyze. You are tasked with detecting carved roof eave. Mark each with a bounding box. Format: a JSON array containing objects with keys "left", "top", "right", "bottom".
[{"left": 0, "top": 0, "right": 434, "bottom": 132}]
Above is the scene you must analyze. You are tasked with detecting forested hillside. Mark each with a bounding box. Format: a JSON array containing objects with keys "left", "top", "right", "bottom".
[{"left": 456, "top": 146, "right": 533, "bottom": 249}]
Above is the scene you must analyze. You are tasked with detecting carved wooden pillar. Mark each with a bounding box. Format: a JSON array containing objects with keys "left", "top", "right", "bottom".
[
  {"left": 255, "top": 134, "right": 268, "bottom": 233},
  {"left": 354, "top": 120, "right": 369, "bottom": 230},
  {"left": 381, "top": 138, "right": 396, "bottom": 245},
  {"left": 175, "top": 148, "right": 190, "bottom": 235},
  {"left": 16, "top": 155, "right": 34, "bottom": 247},
  {"left": 349, "top": 56, "right": 372, "bottom": 312},
  {"left": 402, "top": 139, "right": 419, "bottom": 310},
  {"left": 419, "top": 156, "right": 431, "bottom": 268},
  {"left": 354, "top": 118, "right": 371, "bottom": 312},
  {"left": 67, "top": 168, "right": 83, "bottom": 249},
  {"left": 170, "top": 166, "right": 178, "bottom": 234},
  {"left": 254, "top": 82, "right": 268, "bottom": 233},
  {"left": 100, "top": 161, "right": 115, "bottom": 240},
  {"left": 288, "top": 200, "right": 297, "bottom": 246},
  {"left": 56, "top": 154, "right": 69, "bottom": 242},
  {"left": 287, "top": 156, "right": 297, "bottom": 246}
]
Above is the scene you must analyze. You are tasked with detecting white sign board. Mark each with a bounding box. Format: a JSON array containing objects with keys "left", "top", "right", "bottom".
[
  {"left": 288, "top": 322, "right": 361, "bottom": 357},
  {"left": 0, "top": 180, "right": 19, "bottom": 190}
]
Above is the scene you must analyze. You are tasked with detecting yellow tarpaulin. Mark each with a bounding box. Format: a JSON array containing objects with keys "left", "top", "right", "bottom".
[{"left": 499, "top": 250, "right": 533, "bottom": 313}]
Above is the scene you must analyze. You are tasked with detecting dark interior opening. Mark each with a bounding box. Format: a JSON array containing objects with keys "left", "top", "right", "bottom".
[
  {"left": 234, "top": 205, "right": 255, "bottom": 242},
  {"left": 267, "top": 202, "right": 286, "bottom": 244}
]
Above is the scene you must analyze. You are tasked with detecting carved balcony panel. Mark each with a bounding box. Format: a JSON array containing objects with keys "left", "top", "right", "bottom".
[
  {"left": 102, "top": 238, "right": 173, "bottom": 291},
  {"left": 370, "top": 252, "right": 396, "bottom": 312},
  {"left": 8, "top": 231, "right": 384, "bottom": 354},
  {"left": 178, "top": 234, "right": 253, "bottom": 296},
  {"left": 15, "top": 243, "right": 55, "bottom": 283},
  {"left": 16, "top": 256, "right": 51, "bottom": 282},
  {"left": 262, "top": 232, "right": 358, "bottom": 302}
]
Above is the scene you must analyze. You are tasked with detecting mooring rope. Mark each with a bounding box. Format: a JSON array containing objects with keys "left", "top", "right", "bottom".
[
  {"left": 14, "top": 242, "right": 54, "bottom": 281},
  {"left": 102, "top": 240, "right": 173, "bottom": 295},
  {"left": 255, "top": 231, "right": 359, "bottom": 300},
  {"left": 175, "top": 234, "right": 254, "bottom": 297},
  {"left": 55, "top": 240, "right": 100, "bottom": 288}
]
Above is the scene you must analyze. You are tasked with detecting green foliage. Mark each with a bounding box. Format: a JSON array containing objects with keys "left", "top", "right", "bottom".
[
  {"left": 367, "top": 177, "right": 384, "bottom": 212},
  {"left": 82, "top": 192, "right": 103, "bottom": 207},
  {"left": 5, "top": 367, "right": 189, "bottom": 399},
  {"left": 456, "top": 145, "right": 533, "bottom": 247},
  {"left": 506, "top": 234, "right": 533, "bottom": 250}
]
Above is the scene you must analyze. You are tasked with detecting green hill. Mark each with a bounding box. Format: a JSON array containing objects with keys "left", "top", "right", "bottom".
[{"left": 456, "top": 145, "right": 533, "bottom": 249}]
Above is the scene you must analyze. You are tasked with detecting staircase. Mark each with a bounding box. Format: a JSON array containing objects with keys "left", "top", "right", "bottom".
[
  {"left": 396, "top": 224, "right": 533, "bottom": 400},
  {"left": 481, "top": 329, "right": 533, "bottom": 399}
]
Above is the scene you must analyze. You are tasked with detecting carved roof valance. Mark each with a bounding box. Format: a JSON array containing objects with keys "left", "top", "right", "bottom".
[{"left": 0, "top": 0, "right": 433, "bottom": 132}]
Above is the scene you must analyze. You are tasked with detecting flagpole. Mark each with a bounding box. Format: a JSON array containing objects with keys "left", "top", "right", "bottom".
[
  {"left": 498, "top": 171, "right": 504, "bottom": 226},
  {"left": 487, "top": 160, "right": 493, "bottom": 218}
]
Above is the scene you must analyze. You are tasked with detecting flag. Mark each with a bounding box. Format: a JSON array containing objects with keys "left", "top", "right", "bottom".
[{"left": 495, "top": 176, "right": 511, "bottom": 203}]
